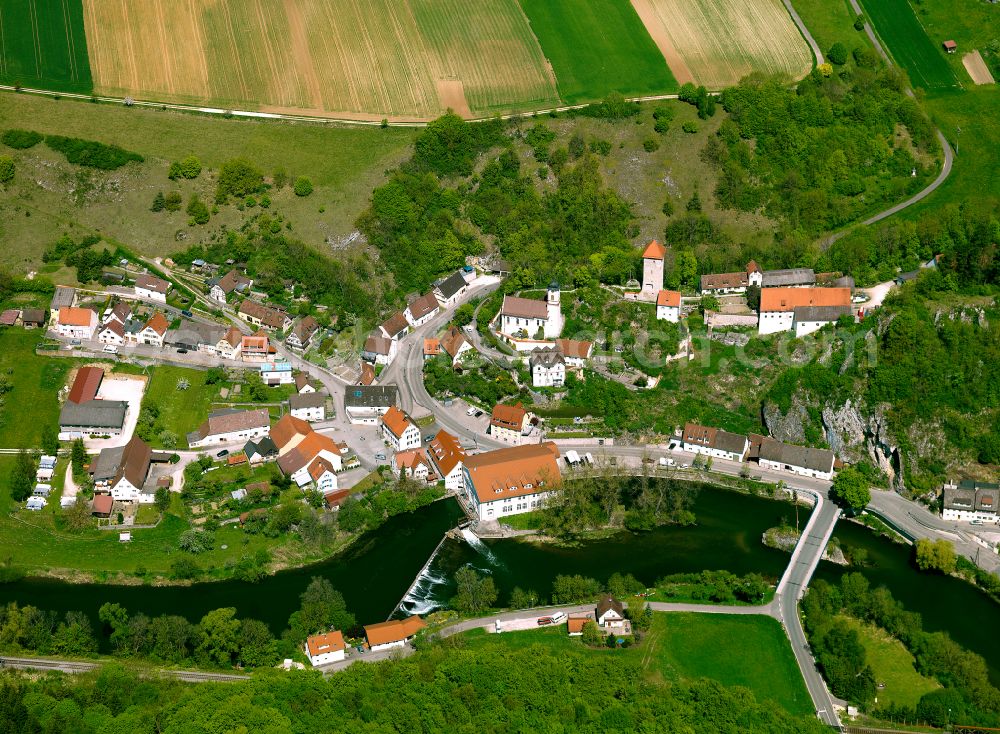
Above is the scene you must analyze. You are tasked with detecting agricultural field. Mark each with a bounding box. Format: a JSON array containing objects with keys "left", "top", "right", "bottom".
[
  {"left": 790, "top": 0, "right": 876, "bottom": 54},
  {"left": 80, "top": 0, "right": 557, "bottom": 119},
  {"left": 629, "top": 0, "right": 813, "bottom": 89},
  {"left": 858, "top": 0, "right": 958, "bottom": 90},
  {"left": 519, "top": 0, "right": 677, "bottom": 102},
  {"left": 0, "top": 0, "right": 92, "bottom": 93}
]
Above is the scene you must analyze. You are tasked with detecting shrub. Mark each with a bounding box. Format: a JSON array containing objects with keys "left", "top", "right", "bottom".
[
  {"left": 853, "top": 13, "right": 865, "bottom": 31},
  {"left": 682, "top": 121, "right": 698, "bottom": 134},
  {"left": 589, "top": 139, "right": 612, "bottom": 156},
  {"left": 187, "top": 195, "right": 210, "bottom": 225},
  {"left": 44, "top": 135, "right": 143, "bottom": 169},
  {"left": 827, "top": 42, "right": 849, "bottom": 65},
  {"left": 642, "top": 138, "right": 660, "bottom": 153},
  {"left": 581, "top": 92, "right": 640, "bottom": 119},
  {"left": 178, "top": 155, "right": 202, "bottom": 179},
  {"left": 164, "top": 192, "right": 182, "bottom": 212},
  {"left": 293, "top": 176, "right": 313, "bottom": 197},
  {"left": 1, "top": 129, "right": 43, "bottom": 149},
  {"left": 0, "top": 156, "right": 13, "bottom": 184},
  {"left": 150, "top": 191, "right": 166, "bottom": 212},
  {"left": 216, "top": 158, "right": 263, "bottom": 202}
]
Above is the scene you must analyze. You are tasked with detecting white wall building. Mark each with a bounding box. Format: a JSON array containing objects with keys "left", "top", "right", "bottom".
[
  {"left": 656, "top": 289, "right": 681, "bottom": 322},
  {"left": 681, "top": 422, "right": 748, "bottom": 463},
  {"left": 186, "top": 409, "right": 270, "bottom": 448},
  {"left": 462, "top": 442, "right": 562, "bottom": 522},
  {"left": 498, "top": 284, "right": 562, "bottom": 340},
  {"left": 753, "top": 436, "right": 836, "bottom": 481},
  {"left": 758, "top": 288, "right": 852, "bottom": 336},
  {"left": 427, "top": 430, "right": 466, "bottom": 491},
  {"left": 942, "top": 481, "right": 999, "bottom": 523},
  {"left": 403, "top": 292, "right": 440, "bottom": 328},
  {"left": 289, "top": 393, "right": 326, "bottom": 422},
  {"left": 529, "top": 349, "right": 566, "bottom": 388},
  {"left": 260, "top": 362, "right": 294, "bottom": 386},
  {"left": 56, "top": 307, "right": 98, "bottom": 340},
  {"left": 305, "top": 631, "right": 346, "bottom": 666},
  {"left": 380, "top": 406, "right": 421, "bottom": 451},
  {"left": 134, "top": 274, "right": 170, "bottom": 304}
]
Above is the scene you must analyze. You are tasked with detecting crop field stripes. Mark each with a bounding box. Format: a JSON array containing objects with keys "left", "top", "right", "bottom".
[{"left": 857, "top": 0, "right": 958, "bottom": 90}]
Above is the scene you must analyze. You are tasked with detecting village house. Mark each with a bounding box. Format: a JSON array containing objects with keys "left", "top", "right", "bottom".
[
  {"left": 433, "top": 271, "right": 469, "bottom": 307},
  {"left": 98, "top": 320, "right": 126, "bottom": 347},
  {"left": 641, "top": 240, "right": 666, "bottom": 299},
  {"left": 243, "top": 437, "right": 279, "bottom": 464},
  {"left": 462, "top": 442, "right": 562, "bottom": 521},
  {"left": 286, "top": 316, "right": 320, "bottom": 350},
  {"left": 529, "top": 349, "right": 566, "bottom": 388},
  {"left": 358, "top": 362, "right": 376, "bottom": 386},
  {"left": 364, "top": 616, "right": 426, "bottom": 652},
  {"left": 91, "top": 494, "right": 113, "bottom": 518},
  {"left": 555, "top": 339, "right": 594, "bottom": 368},
  {"left": 295, "top": 374, "right": 316, "bottom": 394},
  {"left": 165, "top": 320, "right": 226, "bottom": 354},
  {"left": 699, "top": 261, "right": 762, "bottom": 295},
  {"left": 0, "top": 310, "right": 18, "bottom": 327},
  {"left": 240, "top": 332, "right": 271, "bottom": 363},
  {"left": 105, "top": 301, "right": 132, "bottom": 326},
  {"left": 380, "top": 406, "right": 421, "bottom": 451},
  {"left": 134, "top": 274, "right": 170, "bottom": 303},
  {"left": 427, "top": 429, "right": 467, "bottom": 491},
  {"left": 392, "top": 448, "right": 435, "bottom": 481},
  {"left": 215, "top": 327, "right": 243, "bottom": 360},
  {"left": 596, "top": 595, "right": 631, "bottom": 634},
  {"left": 344, "top": 385, "right": 398, "bottom": 425},
  {"left": 656, "top": 289, "right": 681, "bottom": 322},
  {"left": 307, "top": 458, "right": 338, "bottom": 494},
  {"left": 136, "top": 313, "right": 169, "bottom": 347},
  {"left": 209, "top": 270, "right": 252, "bottom": 303},
  {"left": 489, "top": 402, "right": 533, "bottom": 444},
  {"left": 305, "top": 630, "right": 346, "bottom": 666},
  {"left": 56, "top": 307, "right": 98, "bottom": 340},
  {"left": 498, "top": 283, "right": 562, "bottom": 341},
  {"left": 259, "top": 361, "right": 294, "bottom": 386},
  {"left": 49, "top": 286, "right": 76, "bottom": 322},
  {"left": 758, "top": 287, "right": 852, "bottom": 336},
  {"left": 238, "top": 300, "right": 291, "bottom": 331},
  {"left": 91, "top": 436, "right": 154, "bottom": 504},
  {"left": 22, "top": 309, "right": 46, "bottom": 329},
  {"left": 273, "top": 414, "right": 344, "bottom": 490},
  {"left": 942, "top": 480, "right": 999, "bottom": 523},
  {"left": 682, "top": 422, "right": 748, "bottom": 462},
  {"left": 379, "top": 311, "right": 410, "bottom": 341},
  {"left": 403, "top": 292, "right": 440, "bottom": 328},
  {"left": 749, "top": 435, "right": 836, "bottom": 481},
  {"left": 362, "top": 334, "right": 397, "bottom": 366},
  {"left": 186, "top": 408, "right": 270, "bottom": 448},
  {"left": 423, "top": 338, "right": 441, "bottom": 359},
  {"left": 289, "top": 392, "right": 326, "bottom": 422},
  {"left": 440, "top": 326, "right": 473, "bottom": 366}
]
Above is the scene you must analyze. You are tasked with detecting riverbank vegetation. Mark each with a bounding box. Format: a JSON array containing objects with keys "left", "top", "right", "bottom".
[
  {"left": 0, "top": 620, "right": 828, "bottom": 732},
  {"left": 803, "top": 573, "right": 1000, "bottom": 727}
]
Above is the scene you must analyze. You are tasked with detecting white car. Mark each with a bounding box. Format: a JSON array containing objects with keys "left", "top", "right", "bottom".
[
  {"left": 466, "top": 406, "right": 477, "bottom": 416},
  {"left": 102, "top": 345, "right": 119, "bottom": 354}
]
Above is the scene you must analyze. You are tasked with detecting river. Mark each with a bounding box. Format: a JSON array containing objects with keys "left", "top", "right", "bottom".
[{"left": 0, "top": 487, "right": 997, "bottom": 682}]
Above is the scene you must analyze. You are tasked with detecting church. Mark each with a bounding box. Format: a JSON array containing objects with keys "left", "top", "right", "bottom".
[{"left": 498, "top": 282, "right": 563, "bottom": 341}]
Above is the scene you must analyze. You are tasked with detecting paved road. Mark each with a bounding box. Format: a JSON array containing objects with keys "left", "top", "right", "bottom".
[
  {"left": 782, "top": 0, "right": 824, "bottom": 67},
  {"left": 0, "top": 655, "right": 249, "bottom": 682},
  {"left": 821, "top": 0, "right": 954, "bottom": 246}
]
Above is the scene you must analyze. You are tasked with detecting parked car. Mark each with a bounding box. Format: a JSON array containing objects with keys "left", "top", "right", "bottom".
[
  {"left": 181, "top": 309, "right": 194, "bottom": 317},
  {"left": 474, "top": 410, "right": 484, "bottom": 418},
  {"left": 659, "top": 457, "right": 675, "bottom": 467},
  {"left": 536, "top": 617, "right": 554, "bottom": 626},
  {"left": 216, "top": 449, "right": 229, "bottom": 458},
  {"left": 466, "top": 407, "right": 476, "bottom": 416},
  {"left": 374, "top": 452, "right": 386, "bottom": 461},
  {"left": 423, "top": 434, "right": 434, "bottom": 443},
  {"left": 550, "top": 612, "right": 567, "bottom": 624},
  {"left": 177, "top": 348, "right": 188, "bottom": 354},
  {"left": 102, "top": 345, "right": 119, "bottom": 354},
  {"left": 70, "top": 339, "right": 81, "bottom": 346}
]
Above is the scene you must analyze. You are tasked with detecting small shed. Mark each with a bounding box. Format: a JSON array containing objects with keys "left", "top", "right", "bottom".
[
  {"left": 943, "top": 40, "right": 957, "bottom": 53},
  {"left": 92, "top": 494, "right": 113, "bottom": 517},
  {"left": 119, "top": 531, "right": 131, "bottom": 543}
]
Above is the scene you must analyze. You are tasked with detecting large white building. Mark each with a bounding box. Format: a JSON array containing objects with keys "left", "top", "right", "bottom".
[
  {"left": 758, "top": 288, "right": 852, "bottom": 336},
  {"left": 681, "top": 422, "right": 748, "bottom": 463},
  {"left": 427, "top": 429, "right": 467, "bottom": 491},
  {"left": 56, "top": 307, "right": 98, "bottom": 340},
  {"left": 380, "top": 406, "right": 421, "bottom": 451},
  {"left": 344, "top": 386, "right": 398, "bottom": 425},
  {"left": 134, "top": 274, "right": 170, "bottom": 304},
  {"left": 305, "top": 631, "right": 346, "bottom": 666},
  {"left": 750, "top": 435, "right": 836, "bottom": 481},
  {"left": 529, "top": 349, "right": 566, "bottom": 388},
  {"left": 91, "top": 436, "right": 154, "bottom": 504},
  {"left": 942, "top": 481, "right": 999, "bottom": 523},
  {"left": 186, "top": 409, "right": 270, "bottom": 448},
  {"left": 462, "top": 442, "right": 562, "bottom": 521},
  {"left": 289, "top": 392, "right": 326, "bottom": 422},
  {"left": 260, "top": 362, "right": 294, "bottom": 386},
  {"left": 273, "top": 414, "right": 344, "bottom": 491},
  {"left": 498, "top": 283, "right": 562, "bottom": 340}
]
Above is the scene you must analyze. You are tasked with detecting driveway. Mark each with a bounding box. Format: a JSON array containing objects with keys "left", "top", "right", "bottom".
[{"left": 83, "top": 375, "right": 147, "bottom": 451}]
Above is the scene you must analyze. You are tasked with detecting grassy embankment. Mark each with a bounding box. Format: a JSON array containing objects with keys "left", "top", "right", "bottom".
[
  {"left": 0, "top": 92, "right": 418, "bottom": 269},
  {"left": 463, "top": 611, "right": 813, "bottom": 717}
]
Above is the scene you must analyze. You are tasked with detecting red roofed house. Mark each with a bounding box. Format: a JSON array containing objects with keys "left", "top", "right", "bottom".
[
  {"left": 272, "top": 414, "right": 343, "bottom": 490},
  {"left": 56, "top": 307, "right": 98, "bottom": 340},
  {"left": 364, "top": 616, "right": 426, "bottom": 652},
  {"left": 137, "top": 312, "right": 169, "bottom": 347},
  {"left": 423, "top": 338, "right": 441, "bottom": 359},
  {"left": 758, "top": 287, "right": 852, "bottom": 336},
  {"left": 943, "top": 40, "right": 957, "bottom": 53},
  {"left": 462, "top": 442, "right": 562, "bottom": 521},
  {"left": 215, "top": 327, "right": 243, "bottom": 360},
  {"left": 656, "top": 290, "right": 681, "bottom": 323},
  {"left": 91, "top": 494, "right": 113, "bottom": 518},
  {"left": 403, "top": 292, "right": 440, "bottom": 328},
  {"left": 305, "top": 630, "right": 346, "bottom": 666},
  {"left": 240, "top": 332, "right": 270, "bottom": 363},
  {"left": 642, "top": 240, "right": 666, "bottom": 298},
  {"left": 554, "top": 339, "right": 594, "bottom": 369},
  {"left": 380, "top": 406, "right": 420, "bottom": 451},
  {"left": 489, "top": 402, "right": 532, "bottom": 444},
  {"left": 392, "top": 448, "right": 435, "bottom": 482},
  {"left": 427, "top": 429, "right": 467, "bottom": 490},
  {"left": 98, "top": 319, "right": 126, "bottom": 347}
]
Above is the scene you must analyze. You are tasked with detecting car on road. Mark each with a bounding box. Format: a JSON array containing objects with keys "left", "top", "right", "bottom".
[
  {"left": 70, "top": 339, "right": 81, "bottom": 346},
  {"left": 423, "top": 434, "right": 434, "bottom": 443},
  {"left": 216, "top": 449, "right": 229, "bottom": 458},
  {"left": 474, "top": 410, "right": 484, "bottom": 418},
  {"left": 181, "top": 309, "right": 194, "bottom": 317},
  {"left": 658, "top": 457, "right": 675, "bottom": 467},
  {"left": 374, "top": 452, "right": 386, "bottom": 462},
  {"left": 177, "top": 348, "right": 188, "bottom": 354},
  {"left": 549, "top": 612, "right": 567, "bottom": 624},
  {"left": 102, "top": 345, "right": 119, "bottom": 354},
  {"left": 536, "top": 617, "right": 554, "bottom": 626}
]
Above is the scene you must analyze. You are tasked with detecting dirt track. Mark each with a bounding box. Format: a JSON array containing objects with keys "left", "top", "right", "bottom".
[{"left": 963, "top": 50, "right": 995, "bottom": 85}]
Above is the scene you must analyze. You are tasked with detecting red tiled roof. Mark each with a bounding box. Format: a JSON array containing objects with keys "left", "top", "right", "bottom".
[
  {"left": 428, "top": 429, "right": 466, "bottom": 477},
  {"left": 464, "top": 442, "right": 562, "bottom": 504},
  {"left": 144, "top": 312, "right": 169, "bottom": 336},
  {"left": 657, "top": 290, "right": 681, "bottom": 308},
  {"left": 59, "top": 307, "right": 95, "bottom": 327},
  {"left": 555, "top": 339, "right": 593, "bottom": 360},
  {"left": 68, "top": 367, "right": 104, "bottom": 404},
  {"left": 306, "top": 630, "right": 345, "bottom": 657},
  {"left": 491, "top": 402, "right": 526, "bottom": 430},
  {"left": 759, "top": 287, "right": 851, "bottom": 313},
  {"left": 92, "top": 494, "right": 113, "bottom": 515},
  {"left": 642, "top": 239, "right": 666, "bottom": 260},
  {"left": 271, "top": 413, "right": 312, "bottom": 451},
  {"left": 380, "top": 406, "right": 414, "bottom": 439},
  {"left": 364, "top": 616, "right": 426, "bottom": 646}
]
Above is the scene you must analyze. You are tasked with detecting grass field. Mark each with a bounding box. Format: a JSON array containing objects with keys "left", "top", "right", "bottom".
[
  {"left": 519, "top": 0, "right": 677, "bottom": 103},
  {"left": 464, "top": 612, "right": 812, "bottom": 716},
  {"left": 0, "top": 0, "right": 92, "bottom": 93},
  {"left": 630, "top": 0, "right": 813, "bottom": 89},
  {"left": 791, "top": 0, "right": 875, "bottom": 55},
  {"left": 80, "top": 0, "right": 557, "bottom": 119},
  {"left": 142, "top": 365, "right": 221, "bottom": 448},
  {"left": 839, "top": 616, "right": 939, "bottom": 709},
  {"left": 858, "top": 0, "right": 958, "bottom": 90},
  {"left": 0, "top": 330, "right": 72, "bottom": 448}
]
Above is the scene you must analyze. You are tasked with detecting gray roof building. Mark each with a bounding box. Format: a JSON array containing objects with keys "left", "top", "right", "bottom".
[
  {"left": 50, "top": 286, "right": 76, "bottom": 312},
  {"left": 529, "top": 349, "right": 565, "bottom": 369},
  {"left": 59, "top": 400, "right": 128, "bottom": 431},
  {"left": 344, "top": 385, "right": 398, "bottom": 410},
  {"left": 755, "top": 437, "right": 835, "bottom": 474},
  {"left": 289, "top": 392, "right": 326, "bottom": 410},
  {"left": 943, "top": 480, "right": 999, "bottom": 514},
  {"left": 762, "top": 268, "right": 816, "bottom": 288},
  {"left": 793, "top": 305, "right": 852, "bottom": 322},
  {"left": 435, "top": 271, "right": 468, "bottom": 301},
  {"left": 166, "top": 320, "right": 226, "bottom": 350}
]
